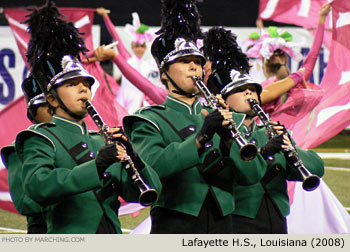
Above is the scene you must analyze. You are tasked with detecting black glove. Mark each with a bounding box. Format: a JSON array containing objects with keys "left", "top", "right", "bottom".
[
  {"left": 197, "top": 110, "right": 225, "bottom": 146},
  {"left": 259, "top": 134, "right": 285, "bottom": 159},
  {"left": 95, "top": 144, "right": 119, "bottom": 178},
  {"left": 112, "top": 128, "right": 145, "bottom": 171},
  {"left": 216, "top": 123, "right": 232, "bottom": 141}
]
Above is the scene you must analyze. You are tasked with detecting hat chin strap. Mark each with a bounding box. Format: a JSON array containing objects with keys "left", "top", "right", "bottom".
[
  {"left": 51, "top": 89, "right": 86, "bottom": 121},
  {"left": 164, "top": 71, "right": 199, "bottom": 98}
]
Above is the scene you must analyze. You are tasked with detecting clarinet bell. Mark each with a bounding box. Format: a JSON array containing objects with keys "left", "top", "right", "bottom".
[
  {"left": 302, "top": 174, "right": 320, "bottom": 191},
  {"left": 139, "top": 188, "right": 159, "bottom": 207},
  {"left": 239, "top": 142, "right": 258, "bottom": 161}
]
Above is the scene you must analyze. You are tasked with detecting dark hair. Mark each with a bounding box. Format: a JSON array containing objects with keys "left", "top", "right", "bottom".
[{"left": 265, "top": 53, "right": 290, "bottom": 78}]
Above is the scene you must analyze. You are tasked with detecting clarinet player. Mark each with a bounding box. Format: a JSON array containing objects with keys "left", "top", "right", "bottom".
[
  {"left": 15, "top": 1, "right": 161, "bottom": 234},
  {"left": 202, "top": 26, "right": 324, "bottom": 233},
  {"left": 123, "top": 0, "right": 267, "bottom": 234}
]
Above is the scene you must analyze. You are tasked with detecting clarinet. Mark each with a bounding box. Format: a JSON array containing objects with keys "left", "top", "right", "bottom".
[
  {"left": 192, "top": 76, "right": 258, "bottom": 161},
  {"left": 85, "top": 100, "right": 159, "bottom": 206},
  {"left": 248, "top": 98, "right": 320, "bottom": 191}
]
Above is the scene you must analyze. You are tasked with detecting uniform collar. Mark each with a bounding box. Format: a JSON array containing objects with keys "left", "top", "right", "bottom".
[
  {"left": 241, "top": 119, "right": 257, "bottom": 138},
  {"left": 52, "top": 115, "right": 88, "bottom": 135},
  {"left": 164, "top": 95, "right": 202, "bottom": 115}
]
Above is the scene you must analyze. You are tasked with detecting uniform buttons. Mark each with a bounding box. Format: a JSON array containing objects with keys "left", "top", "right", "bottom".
[
  {"left": 103, "top": 172, "right": 111, "bottom": 179},
  {"left": 205, "top": 142, "right": 213, "bottom": 148},
  {"left": 250, "top": 139, "right": 257, "bottom": 144},
  {"left": 188, "top": 126, "right": 196, "bottom": 132},
  {"left": 89, "top": 152, "right": 95, "bottom": 158},
  {"left": 275, "top": 164, "right": 282, "bottom": 171},
  {"left": 81, "top": 143, "right": 88, "bottom": 149}
]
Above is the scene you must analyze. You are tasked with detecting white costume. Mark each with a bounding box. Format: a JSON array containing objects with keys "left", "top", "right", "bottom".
[{"left": 116, "top": 55, "right": 161, "bottom": 114}]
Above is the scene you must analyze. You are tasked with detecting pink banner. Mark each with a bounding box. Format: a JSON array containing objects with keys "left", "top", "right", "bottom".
[
  {"left": 292, "top": 0, "right": 350, "bottom": 149},
  {"left": 259, "top": 0, "right": 332, "bottom": 48}
]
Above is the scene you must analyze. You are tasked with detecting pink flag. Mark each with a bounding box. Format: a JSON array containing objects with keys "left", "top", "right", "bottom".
[
  {"left": 4, "top": 7, "right": 95, "bottom": 68},
  {"left": 83, "top": 62, "right": 128, "bottom": 129},
  {"left": 0, "top": 96, "right": 31, "bottom": 148},
  {"left": 292, "top": 84, "right": 350, "bottom": 149},
  {"left": 259, "top": 0, "right": 332, "bottom": 48},
  {"left": 292, "top": 0, "right": 350, "bottom": 149}
]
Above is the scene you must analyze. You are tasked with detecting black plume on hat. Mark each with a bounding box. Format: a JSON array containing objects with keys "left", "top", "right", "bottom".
[
  {"left": 25, "top": 1, "right": 87, "bottom": 67},
  {"left": 151, "top": 0, "right": 205, "bottom": 69},
  {"left": 203, "top": 26, "right": 250, "bottom": 75},
  {"left": 24, "top": 0, "right": 94, "bottom": 93},
  {"left": 203, "top": 27, "right": 252, "bottom": 95},
  {"left": 156, "top": 0, "right": 203, "bottom": 41}
]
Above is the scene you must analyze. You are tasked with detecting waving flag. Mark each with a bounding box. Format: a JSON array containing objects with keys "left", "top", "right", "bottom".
[
  {"left": 292, "top": 0, "right": 350, "bottom": 148},
  {"left": 259, "top": 0, "right": 332, "bottom": 48},
  {"left": 280, "top": 0, "right": 350, "bottom": 234}
]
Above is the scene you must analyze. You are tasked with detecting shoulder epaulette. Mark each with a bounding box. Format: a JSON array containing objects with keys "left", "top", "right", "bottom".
[
  {"left": 138, "top": 104, "right": 166, "bottom": 114},
  {"left": 16, "top": 129, "right": 57, "bottom": 153},
  {"left": 88, "top": 130, "right": 101, "bottom": 136},
  {"left": 33, "top": 122, "right": 56, "bottom": 130},
  {"left": 1, "top": 144, "right": 16, "bottom": 166}
]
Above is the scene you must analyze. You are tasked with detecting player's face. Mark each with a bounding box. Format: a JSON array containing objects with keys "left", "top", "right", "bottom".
[
  {"left": 225, "top": 84, "right": 259, "bottom": 116},
  {"left": 49, "top": 77, "right": 92, "bottom": 121},
  {"left": 163, "top": 55, "right": 203, "bottom": 95}
]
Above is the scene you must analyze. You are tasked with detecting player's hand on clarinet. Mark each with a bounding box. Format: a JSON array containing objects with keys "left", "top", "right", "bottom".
[{"left": 111, "top": 127, "right": 145, "bottom": 171}]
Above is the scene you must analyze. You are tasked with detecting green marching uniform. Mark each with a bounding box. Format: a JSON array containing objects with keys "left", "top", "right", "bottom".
[
  {"left": 1, "top": 141, "right": 46, "bottom": 233},
  {"left": 231, "top": 121, "right": 324, "bottom": 233},
  {"left": 16, "top": 115, "right": 161, "bottom": 234},
  {"left": 201, "top": 26, "right": 325, "bottom": 233},
  {"left": 124, "top": 96, "right": 266, "bottom": 224}
]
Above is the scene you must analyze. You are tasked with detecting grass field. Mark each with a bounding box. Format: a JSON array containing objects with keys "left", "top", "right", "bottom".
[
  {"left": 313, "top": 132, "right": 350, "bottom": 151},
  {"left": 1, "top": 132, "right": 349, "bottom": 233}
]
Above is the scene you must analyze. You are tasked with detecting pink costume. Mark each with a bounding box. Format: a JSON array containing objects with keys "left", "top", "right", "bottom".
[
  {"left": 261, "top": 24, "right": 326, "bottom": 130},
  {"left": 103, "top": 14, "right": 167, "bottom": 110}
]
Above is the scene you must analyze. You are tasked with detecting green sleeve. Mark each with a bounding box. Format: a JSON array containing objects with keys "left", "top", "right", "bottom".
[
  {"left": 21, "top": 135, "right": 101, "bottom": 206},
  {"left": 129, "top": 120, "right": 201, "bottom": 180},
  {"left": 4, "top": 150, "right": 42, "bottom": 215}
]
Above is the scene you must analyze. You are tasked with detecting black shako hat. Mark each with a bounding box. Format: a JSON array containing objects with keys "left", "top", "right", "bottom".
[
  {"left": 21, "top": 75, "right": 46, "bottom": 122},
  {"left": 151, "top": 0, "right": 206, "bottom": 71},
  {"left": 25, "top": 0, "right": 95, "bottom": 94},
  {"left": 219, "top": 69, "right": 263, "bottom": 100}
]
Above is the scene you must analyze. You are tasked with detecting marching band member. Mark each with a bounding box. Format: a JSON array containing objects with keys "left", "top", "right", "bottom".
[
  {"left": 14, "top": 1, "right": 160, "bottom": 234},
  {"left": 123, "top": 0, "right": 266, "bottom": 234},
  {"left": 203, "top": 27, "right": 324, "bottom": 233}
]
